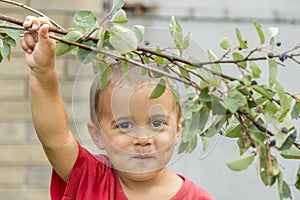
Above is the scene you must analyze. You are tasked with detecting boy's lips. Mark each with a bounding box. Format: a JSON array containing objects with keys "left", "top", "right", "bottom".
[{"left": 132, "top": 154, "right": 154, "bottom": 161}]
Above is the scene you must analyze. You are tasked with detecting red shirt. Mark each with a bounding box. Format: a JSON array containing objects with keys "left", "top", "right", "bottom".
[{"left": 50, "top": 144, "right": 215, "bottom": 200}]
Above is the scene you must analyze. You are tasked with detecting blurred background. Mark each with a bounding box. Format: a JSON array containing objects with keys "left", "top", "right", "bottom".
[{"left": 0, "top": 0, "right": 299, "bottom": 199}]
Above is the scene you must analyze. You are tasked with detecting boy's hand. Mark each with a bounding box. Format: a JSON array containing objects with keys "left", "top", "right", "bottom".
[{"left": 20, "top": 16, "right": 56, "bottom": 75}]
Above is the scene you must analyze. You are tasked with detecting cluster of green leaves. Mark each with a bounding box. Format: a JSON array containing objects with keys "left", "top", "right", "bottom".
[
  {"left": 0, "top": 0, "right": 299, "bottom": 198},
  {"left": 0, "top": 28, "right": 19, "bottom": 62}
]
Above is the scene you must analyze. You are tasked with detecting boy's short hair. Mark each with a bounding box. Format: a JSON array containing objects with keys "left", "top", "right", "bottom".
[{"left": 89, "top": 61, "right": 182, "bottom": 127}]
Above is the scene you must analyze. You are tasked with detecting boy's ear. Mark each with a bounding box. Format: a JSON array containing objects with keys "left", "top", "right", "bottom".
[
  {"left": 175, "top": 117, "right": 184, "bottom": 144},
  {"left": 87, "top": 122, "right": 105, "bottom": 150}
]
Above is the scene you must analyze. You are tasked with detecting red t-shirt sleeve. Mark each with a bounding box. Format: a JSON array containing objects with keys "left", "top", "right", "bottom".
[{"left": 50, "top": 143, "right": 126, "bottom": 200}]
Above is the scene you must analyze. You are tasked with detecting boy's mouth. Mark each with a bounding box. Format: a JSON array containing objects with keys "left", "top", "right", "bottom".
[{"left": 132, "top": 154, "right": 154, "bottom": 161}]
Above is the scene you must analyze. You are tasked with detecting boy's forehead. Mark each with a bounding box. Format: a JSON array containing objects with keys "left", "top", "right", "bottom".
[{"left": 101, "top": 82, "right": 175, "bottom": 119}]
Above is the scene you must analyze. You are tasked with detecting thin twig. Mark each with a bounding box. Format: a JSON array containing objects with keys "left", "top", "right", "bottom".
[
  {"left": 100, "top": 4, "right": 115, "bottom": 25},
  {"left": 238, "top": 109, "right": 274, "bottom": 136},
  {"left": 0, "top": 0, "right": 65, "bottom": 31}
]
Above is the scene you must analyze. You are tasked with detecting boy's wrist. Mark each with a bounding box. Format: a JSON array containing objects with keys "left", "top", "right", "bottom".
[{"left": 30, "top": 67, "right": 58, "bottom": 85}]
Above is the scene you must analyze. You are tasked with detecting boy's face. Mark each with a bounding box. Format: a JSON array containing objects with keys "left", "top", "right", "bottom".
[{"left": 92, "top": 82, "right": 182, "bottom": 180}]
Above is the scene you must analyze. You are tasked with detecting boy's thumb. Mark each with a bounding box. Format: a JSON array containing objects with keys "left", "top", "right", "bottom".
[{"left": 38, "top": 24, "right": 50, "bottom": 42}]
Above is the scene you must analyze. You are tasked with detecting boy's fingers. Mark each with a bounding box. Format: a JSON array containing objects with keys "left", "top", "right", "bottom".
[
  {"left": 23, "top": 32, "right": 37, "bottom": 49},
  {"left": 20, "top": 38, "right": 32, "bottom": 54},
  {"left": 23, "top": 16, "right": 52, "bottom": 30},
  {"left": 23, "top": 16, "right": 34, "bottom": 28}
]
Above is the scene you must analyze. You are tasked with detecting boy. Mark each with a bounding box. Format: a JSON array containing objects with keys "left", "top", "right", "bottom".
[{"left": 20, "top": 16, "right": 214, "bottom": 200}]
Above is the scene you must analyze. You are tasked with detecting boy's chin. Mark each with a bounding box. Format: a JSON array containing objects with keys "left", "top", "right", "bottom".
[{"left": 118, "top": 168, "right": 166, "bottom": 182}]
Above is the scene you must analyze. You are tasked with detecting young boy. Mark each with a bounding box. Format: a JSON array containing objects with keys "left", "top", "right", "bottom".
[{"left": 20, "top": 16, "right": 214, "bottom": 200}]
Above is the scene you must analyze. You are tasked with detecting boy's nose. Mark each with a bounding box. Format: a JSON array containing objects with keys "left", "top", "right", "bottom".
[
  {"left": 133, "top": 135, "right": 153, "bottom": 146},
  {"left": 132, "top": 127, "right": 154, "bottom": 146}
]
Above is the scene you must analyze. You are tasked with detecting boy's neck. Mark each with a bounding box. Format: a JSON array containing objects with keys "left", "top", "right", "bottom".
[{"left": 118, "top": 168, "right": 183, "bottom": 200}]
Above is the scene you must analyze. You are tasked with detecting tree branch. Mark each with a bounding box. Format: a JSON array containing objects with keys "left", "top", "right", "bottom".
[
  {"left": 0, "top": 14, "right": 67, "bottom": 35},
  {"left": 0, "top": 0, "right": 65, "bottom": 31}
]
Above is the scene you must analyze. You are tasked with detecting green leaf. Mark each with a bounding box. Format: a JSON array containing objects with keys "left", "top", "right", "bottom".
[
  {"left": 109, "top": 25, "right": 138, "bottom": 54},
  {"left": 199, "top": 87, "right": 212, "bottom": 102},
  {"left": 132, "top": 25, "right": 145, "bottom": 43},
  {"left": 76, "top": 40, "right": 97, "bottom": 64},
  {"left": 111, "top": 9, "right": 129, "bottom": 24},
  {"left": 227, "top": 153, "right": 255, "bottom": 171},
  {"left": 198, "top": 106, "right": 210, "bottom": 132},
  {"left": 183, "top": 32, "right": 191, "bottom": 49},
  {"left": 154, "top": 55, "right": 165, "bottom": 65},
  {"left": 276, "top": 132, "right": 296, "bottom": 151},
  {"left": 260, "top": 157, "right": 276, "bottom": 186},
  {"left": 295, "top": 165, "right": 300, "bottom": 190},
  {"left": 253, "top": 19, "right": 265, "bottom": 44},
  {"left": 183, "top": 110, "right": 201, "bottom": 141},
  {"left": 207, "top": 49, "right": 222, "bottom": 73},
  {"left": 55, "top": 30, "right": 83, "bottom": 56},
  {"left": 250, "top": 131, "right": 267, "bottom": 146},
  {"left": 275, "top": 81, "right": 290, "bottom": 112},
  {"left": 251, "top": 85, "right": 275, "bottom": 100},
  {"left": 198, "top": 68, "right": 220, "bottom": 87},
  {"left": 169, "top": 16, "right": 183, "bottom": 49},
  {"left": 242, "top": 75, "right": 252, "bottom": 86},
  {"left": 232, "top": 52, "right": 247, "bottom": 69},
  {"left": 99, "top": 63, "right": 111, "bottom": 89},
  {"left": 178, "top": 140, "right": 189, "bottom": 154},
  {"left": 186, "top": 136, "right": 198, "bottom": 154},
  {"left": 114, "top": 0, "right": 124, "bottom": 9},
  {"left": 250, "top": 61, "right": 262, "bottom": 78},
  {"left": 220, "top": 37, "right": 231, "bottom": 50},
  {"left": 4, "top": 28, "right": 19, "bottom": 40},
  {"left": 204, "top": 115, "right": 226, "bottom": 138},
  {"left": 227, "top": 80, "right": 240, "bottom": 90},
  {"left": 97, "top": 28, "right": 109, "bottom": 48},
  {"left": 207, "top": 97, "right": 226, "bottom": 116},
  {"left": 121, "top": 60, "right": 129, "bottom": 77},
  {"left": 0, "top": 42, "right": 11, "bottom": 60},
  {"left": 224, "top": 90, "right": 247, "bottom": 113},
  {"left": 235, "top": 28, "right": 248, "bottom": 49},
  {"left": 225, "top": 116, "right": 242, "bottom": 138},
  {"left": 268, "top": 58, "right": 278, "bottom": 87},
  {"left": 291, "top": 103, "right": 300, "bottom": 119},
  {"left": 224, "top": 96, "right": 239, "bottom": 113},
  {"left": 3, "top": 36, "right": 16, "bottom": 47},
  {"left": 278, "top": 175, "right": 291, "bottom": 200},
  {"left": 264, "top": 102, "right": 279, "bottom": 124},
  {"left": 178, "top": 66, "right": 190, "bottom": 79},
  {"left": 73, "top": 10, "right": 97, "bottom": 28},
  {"left": 149, "top": 79, "right": 166, "bottom": 99},
  {"left": 280, "top": 145, "right": 300, "bottom": 159}
]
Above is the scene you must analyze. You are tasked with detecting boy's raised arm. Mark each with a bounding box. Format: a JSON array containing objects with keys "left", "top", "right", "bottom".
[{"left": 20, "top": 16, "right": 78, "bottom": 182}]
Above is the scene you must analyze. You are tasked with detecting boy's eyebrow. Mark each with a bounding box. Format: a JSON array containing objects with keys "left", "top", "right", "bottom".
[
  {"left": 111, "top": 116, "right": 131, "bottom": 125},
  {"left": 149, "top": 114, "right": 169, "bottom": 119}
]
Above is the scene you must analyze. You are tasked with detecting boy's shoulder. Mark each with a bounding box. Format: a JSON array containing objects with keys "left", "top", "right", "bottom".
[{"left": 173, "top": 174, "right": 215, "bottom": 200}]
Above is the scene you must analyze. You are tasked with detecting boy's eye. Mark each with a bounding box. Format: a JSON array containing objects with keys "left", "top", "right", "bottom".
[
  {"left": 150, "top": 120, "right": 165, "bottom": 129},
  {"left": 117, "top": 122, "right": 133, "bottom": 130}
]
